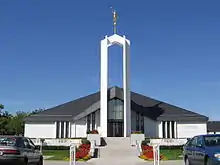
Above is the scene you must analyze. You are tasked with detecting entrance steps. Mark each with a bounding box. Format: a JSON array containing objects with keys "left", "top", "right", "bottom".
[{"left": 88, "top": 137, "right": 145, "bottom": 164}]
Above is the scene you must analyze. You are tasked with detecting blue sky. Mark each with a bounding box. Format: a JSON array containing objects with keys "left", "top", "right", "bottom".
[{"left": 0, "top": 0, "right": 220, "bottom": 120}]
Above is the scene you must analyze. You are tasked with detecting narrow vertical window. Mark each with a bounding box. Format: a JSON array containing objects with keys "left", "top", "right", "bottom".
[
  {"left": 140, "top": 114, "right": 144, "bottom": 133},
  {"left": 167, "top": 121, "right": 170, "bottom": 138},
  {"left": 136, "top": 112, "right": 140, "bottom": 131},
  {"left": 56, "top": 121, "right": 60, "bottom": 138},
  {"left": 171, "top": 121, "right": 175, "bottom": 138},
  {"left": 87, "top": 114, "right": 91, "bottom": 132},
  {"left": 60, "top": 121, "right": 64, "bottom": 138},
  {"left": 162, "top": 121, "right": 166, "bottom": 138},
  {"left": 92, "top": 112, "right": 96, "bottom": 130},
  {"left": 65, "top": 122, "right": 69, "bottom": 138}
]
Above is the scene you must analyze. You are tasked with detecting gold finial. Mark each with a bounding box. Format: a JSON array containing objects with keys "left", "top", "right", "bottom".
[{"left": 110, "top": 7, "right": 118, "bottom": 34}]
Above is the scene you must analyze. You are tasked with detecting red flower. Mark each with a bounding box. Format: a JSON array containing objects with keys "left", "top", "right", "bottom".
[
  {"left": 140, "top": 145, "right": 164, "bottom": 160},
  {"left": 74, "top": 143, "right": 91, "bottom": 159}
]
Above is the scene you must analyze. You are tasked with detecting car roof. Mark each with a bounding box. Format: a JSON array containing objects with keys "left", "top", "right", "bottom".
[{"left": 195, "top": 134, "right": 220, "bottom": 138}]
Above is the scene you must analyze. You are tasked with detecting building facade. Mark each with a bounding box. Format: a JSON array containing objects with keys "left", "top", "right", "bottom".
[{"left": 24, "top": 87, "right": 208, "bottom": 139}]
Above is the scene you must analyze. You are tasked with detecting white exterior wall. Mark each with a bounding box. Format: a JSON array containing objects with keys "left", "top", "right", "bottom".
[
  {"left": 24, "top": 122, "right": 56, "bottom": 138},
  {"left": 71, "top": 117, "right": 87, "bottom": 138},
  {"left": 143, "top": 116, "right": 158, "bottom": 137},
  {"left": 95, "top": 110, "right": 101, "bottom": 132},
  {"left": 176, "top": 121, "right": 207, "bottom": 138}
]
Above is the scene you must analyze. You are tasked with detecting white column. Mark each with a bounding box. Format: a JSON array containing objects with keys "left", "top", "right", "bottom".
[
  {"left": 169, "top": 121, "right": 172, "bottom": 138},
  {"left": 55, "top": 121, "right": 58, "bottom": 138},
  {"left": 158, "top": 121, "right": 163, "bottom": 138},
  {"left": 59, "top": 121, "right": 62, "bottom": 138},
  {"left": 69, "top": 122, "right": 71, "bottom": 138},
  {"left": 165, "top": 121, "right": 167, "bottom": 138},
  {"left": 123, "top": 35, "right": 131, "bottom": 137},
  {"left": 100, "top": 34, "right": 131, "bottom": 137},
  {"left": 63, "top": 122, "right": 66, "bottom": 138},
  {"left": 90, "top": 114, "right": 93, "bottom": 130},
  {"left": 174, "top": 121, "right": 177, "bottom": 138},
  {"left": 100, "top": 36, "right": 108, "bottom": 137}
]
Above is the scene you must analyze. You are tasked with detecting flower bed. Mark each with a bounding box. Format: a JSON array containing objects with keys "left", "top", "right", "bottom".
[
  {"left": 139, "top": 145, "right": 167, "bottom": 161},
  {"left": 75, "top": 140, "right": 91, "bottom": 161}
]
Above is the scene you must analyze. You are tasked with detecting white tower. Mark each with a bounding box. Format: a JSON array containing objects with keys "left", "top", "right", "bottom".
[{"left": 100, "top": 9, "right": 131, "bottom": 137}]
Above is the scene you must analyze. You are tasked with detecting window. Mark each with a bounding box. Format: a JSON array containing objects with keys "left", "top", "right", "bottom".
[
  {"left": 197, "top": 136, "right": 204, "bottom": 147},
  {"left": 92, "top": 112, "right": 96, "bottom": 130},
  {"left": 56, "top": 121, "right": 70, "bottom": 138},
  {"left": 140, "top": 114, "right": 144, "bottom": 133},
  {"left": 108, "top": 99, "right": 124, "bottom": 120},
  {"left": 162, "top": 121, "right": 166, "bottom": 138},
  {"left": 161, "top": 121, "right": 176, "bottom": 138},
  {"left": 56, "top": 121, "right": 60, "bottom": 138},
  {"left": 27, "top": 138, "right": 36, "bottom": 149},
  {"left": 167, "top": 122, "right": 170, "bottom": 138},
  {"left": 23, "top": 138, "right": 31, "bottom": 149},
  {"left": 65, "top": 121, "right": 69, "bottom": 138},
  {"left": 136, "top": 112, "right": 140, "bottom": 131},
  {"left": 204, "top": 135, "right": 220, "bottom": 146},
  {"left": 0, "top": 137, "right": 16, "bottom": 146},
  {"left": 87, "top": 114, "right": 91, "bottom": 132},
  {"left": 60, "top": 121, "right": 64, "bottom": 138},
  {"left": 190, "top": 137, "right": 198, "bottom": 146},
  {"left": 171, "top": 121, "right": 175, "bottom": 138},
  {"left": 16, "top": 138, "right": 25, "bottom": 148}
]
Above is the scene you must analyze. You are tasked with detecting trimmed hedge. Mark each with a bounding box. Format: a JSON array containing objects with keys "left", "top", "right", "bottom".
[
  {"left": 36, "top": 138, "right": 91, "bottom": 150},
  {"left": 36, "top": 145, "right": 69, "bottom": 150}
]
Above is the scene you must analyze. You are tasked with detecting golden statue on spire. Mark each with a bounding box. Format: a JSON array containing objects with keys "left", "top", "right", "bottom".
[{"left": 110, "top": 7, "right": 118, "bottom": 34}]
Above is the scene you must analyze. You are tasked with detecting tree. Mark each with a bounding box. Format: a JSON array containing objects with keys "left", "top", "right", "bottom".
[
  {"left": 0, "top": 104, "right": 4, "bottom": 113},
  {"left": 0, "top": 106, "right": 45, "bottom": 135},
  {"left": 6, "top": 111, "right": 28, "bottom": 135},
  {"left": 29, "top": 108, "right": 45, "bottom": 115},
  {"left": 0, "top": 108, "right": 13, "bottom": 135}
]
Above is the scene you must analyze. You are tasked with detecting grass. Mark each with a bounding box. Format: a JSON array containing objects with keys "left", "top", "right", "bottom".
[
  {"left": 42, "top": 148, "right": 183, "bottom": 161},
  {"left": 160, "top": 148, "right": 183, "bottom": 160},
  {"left": 42, "top": 150, "right": 69, "bottom": 160}
]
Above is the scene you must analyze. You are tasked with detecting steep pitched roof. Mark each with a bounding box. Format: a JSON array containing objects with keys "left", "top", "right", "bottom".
[
  {"left": 24, "top": 86, "right": 208, "bottom": 122},
  {"left": 207, "top": 121, "right": 220, "bottom": 132}
]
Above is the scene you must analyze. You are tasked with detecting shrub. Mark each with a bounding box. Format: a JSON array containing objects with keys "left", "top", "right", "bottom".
[
  {"left": 131, "top": 131, "right": 143, "bottom": 134},
  {"left": 141, "top": 139, "right": 150, "bottom": 146},
  {"left": 87, "top": 130, "right": 99, "bottom": 134},
  {"left": 36, "top": 145, "right": 69, "bottom": 150},
  {"left": 81, "top": 139, "right": 90, "bottom": 145}
]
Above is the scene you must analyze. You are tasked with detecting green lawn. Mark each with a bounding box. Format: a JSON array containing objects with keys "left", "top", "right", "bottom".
[
  {"left": 42, "top": 148, "right": 183, "bottom": 161},
  {"left": 160, "top": 148, "right": 183, "bottom": 160},
  {"left": 42, "top": 150, "right": 69, "bottom": 160}
]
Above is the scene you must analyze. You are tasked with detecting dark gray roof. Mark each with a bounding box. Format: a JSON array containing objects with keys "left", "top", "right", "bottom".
[
  {"left": 24, "top": 86, "right": 208, "bottom": 122},
  {"left": 207, "top": 121, "right": 220, "bottom": 132}
]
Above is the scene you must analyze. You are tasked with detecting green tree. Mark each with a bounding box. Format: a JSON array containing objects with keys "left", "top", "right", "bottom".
[
  {"left": 0, "top": 107, "right": 13, "bottom": 135},
  {"left": 0, "top": 104, "right": 4, "bottom": 113},
  {"left": 6, "top": 111, "right": 28, "bottom": 135},
  {"left": 29, "top": 108, "right": 45, "bottom": 115}
]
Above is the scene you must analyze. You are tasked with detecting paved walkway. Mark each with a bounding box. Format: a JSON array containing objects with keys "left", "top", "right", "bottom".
[
  {"left": 44, "top": 137, "right": 185, "bottom": 165},
  {"left": 44, "top": 160, "right": 184, "bottom": 165}
]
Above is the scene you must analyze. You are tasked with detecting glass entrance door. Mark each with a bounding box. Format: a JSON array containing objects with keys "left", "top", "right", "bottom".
[
  {"left": 107, "top": 121, "right": 124, "bottom": 137},
  {"left": 107, "top": 99, "right": 124, "bottom": 137}
]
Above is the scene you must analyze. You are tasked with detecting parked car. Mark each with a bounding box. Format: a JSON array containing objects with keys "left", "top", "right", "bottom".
[
  {"left": 0, "top": 135, "right": 43, "bottom": 165},
  {"left": 183, "top": 134, "right": 220, "bottom": 165}
]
